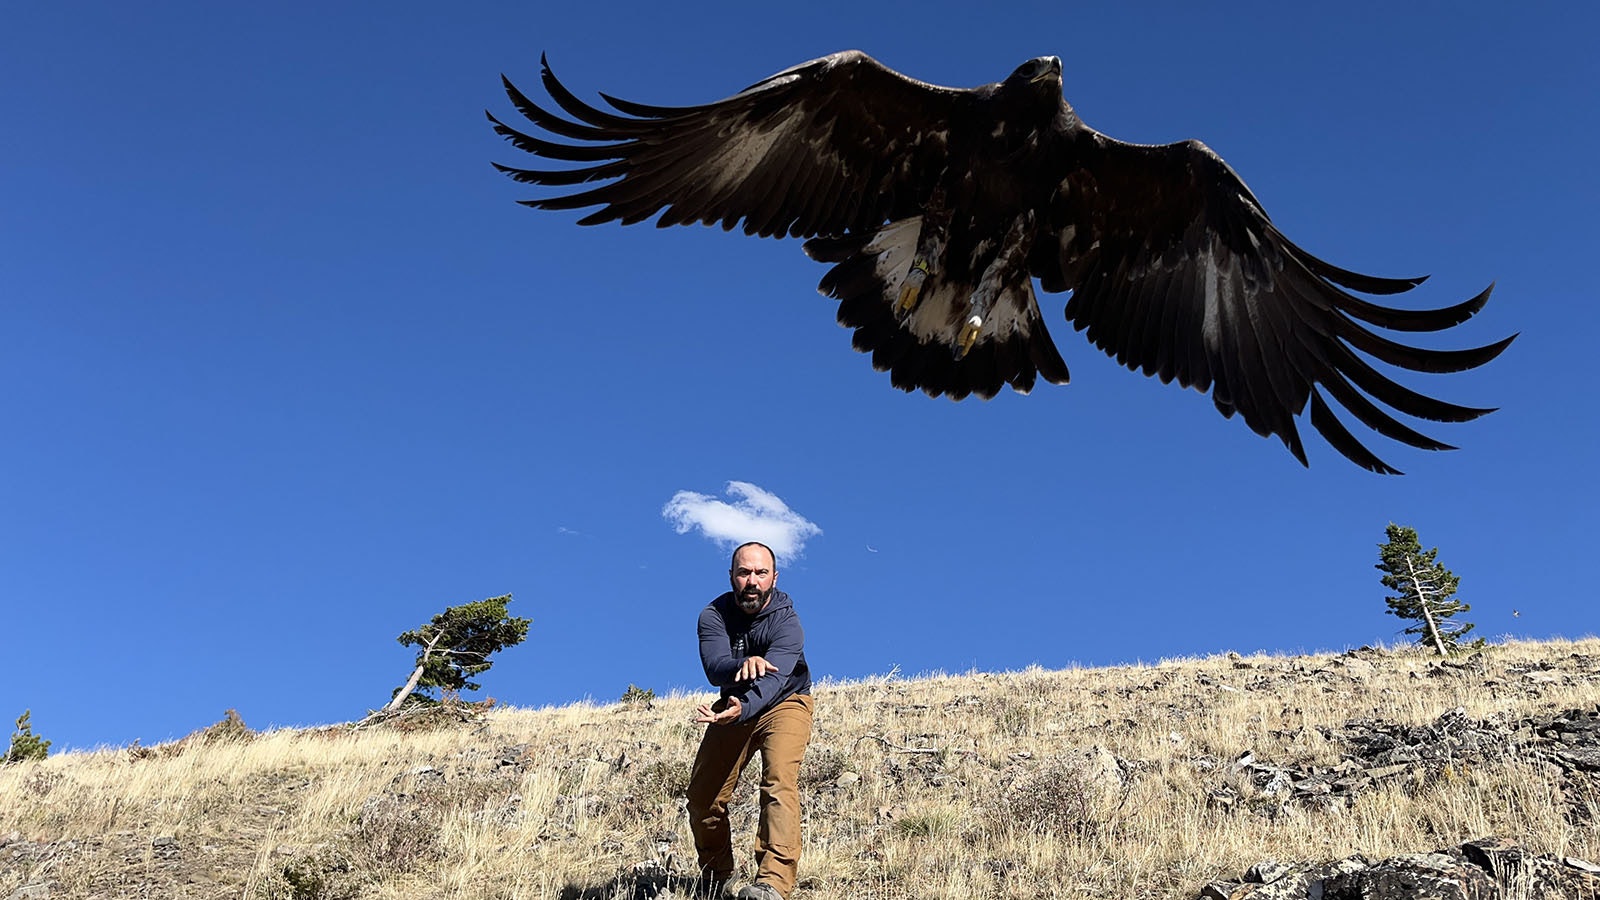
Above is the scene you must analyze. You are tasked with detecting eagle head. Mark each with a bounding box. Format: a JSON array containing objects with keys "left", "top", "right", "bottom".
[
  {"left": 998, "top": 56, "right": 1064, "bottom": 121},
  {"left": 1011, "top": 56, "right": 1062, "bottom": 87}
]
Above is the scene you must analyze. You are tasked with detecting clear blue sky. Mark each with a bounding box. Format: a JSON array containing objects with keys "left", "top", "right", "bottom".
[{"left": 4, "top": 3, "right": 1595, "bottom": 751}]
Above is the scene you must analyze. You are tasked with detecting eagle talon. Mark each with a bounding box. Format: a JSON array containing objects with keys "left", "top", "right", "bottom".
[
  {"left": 956, "top": 315, "right": 983, "bottom": 359},
  {"left": 895, "top": 282, "right": 921, "bottom": 316},
  {"left": 897, "top": 259, "right": 931, "bottom": 317}
]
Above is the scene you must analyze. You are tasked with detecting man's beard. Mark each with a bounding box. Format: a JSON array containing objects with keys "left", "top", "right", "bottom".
[{"left": 736, "top": 585, "right": 772, "bottom": 613}]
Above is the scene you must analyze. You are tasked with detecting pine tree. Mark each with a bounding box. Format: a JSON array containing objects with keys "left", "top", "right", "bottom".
[
  {"left": 5, "top": 710, "right": 51, "bottom": 763},
  {"left": 384, "top": 594, "right": 531, "bottom": 711},
  {"left": 1376, "top": 523, "right": 1478, "bottom": 656}
]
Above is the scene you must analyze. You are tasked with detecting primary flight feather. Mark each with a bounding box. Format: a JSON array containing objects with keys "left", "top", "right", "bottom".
[{"left": 488, "top": 50, "right": 1514, "bottom": 474}]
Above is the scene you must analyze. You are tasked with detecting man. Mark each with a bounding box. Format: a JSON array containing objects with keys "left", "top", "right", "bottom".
[{"left": 688, "top": 541, "right": 813, "bottom": 900}]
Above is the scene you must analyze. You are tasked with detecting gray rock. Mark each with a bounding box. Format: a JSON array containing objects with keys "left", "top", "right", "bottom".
[
  {"left": 1230, "top": 855, "right": 1369, "bottom": 900},
  {"left": 1258, "top": 771, "right": 1293, "bottom": 797},
  {"left": 1244, "top": 860, "right": 1291, "bottom": 884},
  {"left": 1323, "top": 851, "right": 1492, "bottom": 899},
  {"left": 1207, "top": 840, "right": 1600, "bottom": 900},
  {"left": 1565, "top": 855, "right": 1600, "bottom": 875},
  {"left": 1212, "top": 704, "right": 1600, "bottom": 813},
  {"left": 1336, "top": 657, "right": 1376, "bottom": 678}
]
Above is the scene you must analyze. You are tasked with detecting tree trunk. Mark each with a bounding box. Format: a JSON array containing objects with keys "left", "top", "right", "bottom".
[
  {"left": 1405, "top": 556, "right": 1449, "bottom": 656},
  {"left": 384, "top": 664, "right": 429, "bottom": 712},
  {"left": 383, "top": 629, "right": 447, "bottom": 711}
]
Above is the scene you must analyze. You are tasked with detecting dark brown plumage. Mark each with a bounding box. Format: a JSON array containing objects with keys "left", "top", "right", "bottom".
[{"left": 488, "top": 50, "right": 1514, "bottom": 474}]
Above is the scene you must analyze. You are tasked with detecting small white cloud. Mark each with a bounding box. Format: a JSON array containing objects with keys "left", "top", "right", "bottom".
[{"left": 662, "top": 481, "right": 822, "bottom": 565}]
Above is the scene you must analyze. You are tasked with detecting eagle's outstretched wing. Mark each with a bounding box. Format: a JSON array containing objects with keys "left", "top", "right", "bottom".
[
  {"left": 488, "top": 50, "right": 967, "bottom": 238},
  {"left": 1037, "top": 132, "right": 1514, "bottom": 474}
]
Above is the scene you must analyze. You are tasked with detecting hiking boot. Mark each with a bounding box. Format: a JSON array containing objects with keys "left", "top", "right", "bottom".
[{"left": 735, "top": 883, "right": 782, "bottom": 900}]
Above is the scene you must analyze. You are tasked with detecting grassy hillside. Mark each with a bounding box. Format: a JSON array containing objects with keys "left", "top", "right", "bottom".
[{"left": 3, "top": 638, "right": 1598, "bottom": 899}]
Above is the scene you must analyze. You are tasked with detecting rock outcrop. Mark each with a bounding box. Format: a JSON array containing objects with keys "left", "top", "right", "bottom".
[{"left": 1201, "top": 838, "right": 1600, "bottom": 899}]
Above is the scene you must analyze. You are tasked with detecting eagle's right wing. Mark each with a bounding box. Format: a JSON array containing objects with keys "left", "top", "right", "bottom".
[{"left": 489, "top": 51, "right": 969, "bottom": 239}]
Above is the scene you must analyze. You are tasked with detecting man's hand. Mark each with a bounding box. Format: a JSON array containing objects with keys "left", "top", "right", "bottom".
[
  {"left": 694, "top": 696, "right": 742, "bottom": 725},
  {"left": 737, "top": 655, "right": 777, "bottom": 682}
]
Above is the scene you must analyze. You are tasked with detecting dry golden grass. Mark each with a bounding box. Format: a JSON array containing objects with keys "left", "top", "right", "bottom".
[{"left": 3, "top": 637, "right": 1597, "bottom": 899}]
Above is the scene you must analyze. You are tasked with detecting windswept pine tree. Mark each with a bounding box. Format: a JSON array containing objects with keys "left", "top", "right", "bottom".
[
  {"left": 385, "top": 595, "right": 531, "bottom": 712},
  {"left": 1376, "top": 523, "right": 1478, "bottom": 656}
]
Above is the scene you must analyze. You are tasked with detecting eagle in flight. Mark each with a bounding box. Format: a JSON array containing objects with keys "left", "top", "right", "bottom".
[{"left": 488, "top": 51, "right": 1513, "bottom": 474}]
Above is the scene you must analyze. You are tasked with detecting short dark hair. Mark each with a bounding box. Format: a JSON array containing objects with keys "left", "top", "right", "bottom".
[{"left": 730, "top": 541, "right": 776, "bottom": 570}]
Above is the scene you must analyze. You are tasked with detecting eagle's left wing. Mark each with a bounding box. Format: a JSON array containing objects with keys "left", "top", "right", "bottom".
[
  {"left": 1036, "top": 132, "right": 1514, "bottom": 474},
  {"left": 488, "top": 51, "right": 971, "bottom": 239}
]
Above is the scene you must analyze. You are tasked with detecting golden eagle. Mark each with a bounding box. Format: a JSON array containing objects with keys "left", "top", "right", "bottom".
[{"left": 488, "top": 51, "right": 1513, "bottom": 474}]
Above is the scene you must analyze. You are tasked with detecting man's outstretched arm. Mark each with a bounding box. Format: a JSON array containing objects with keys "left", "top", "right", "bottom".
[{"left": 697, "top": 605, "right": 744, "bottom": 687}]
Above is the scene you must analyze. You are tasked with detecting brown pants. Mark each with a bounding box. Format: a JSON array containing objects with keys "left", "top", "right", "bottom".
[{"left": 686, "top": 693, "right": 813, "bottom": 897}]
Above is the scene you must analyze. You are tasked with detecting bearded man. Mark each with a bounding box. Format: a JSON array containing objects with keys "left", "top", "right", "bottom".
[{"left": 687, "top": 541, "right": 813, "bottom": 900}]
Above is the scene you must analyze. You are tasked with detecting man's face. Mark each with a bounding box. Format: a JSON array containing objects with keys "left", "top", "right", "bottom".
[{"left": 729, "top": 545, "right": 777, "bottom": 615}]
